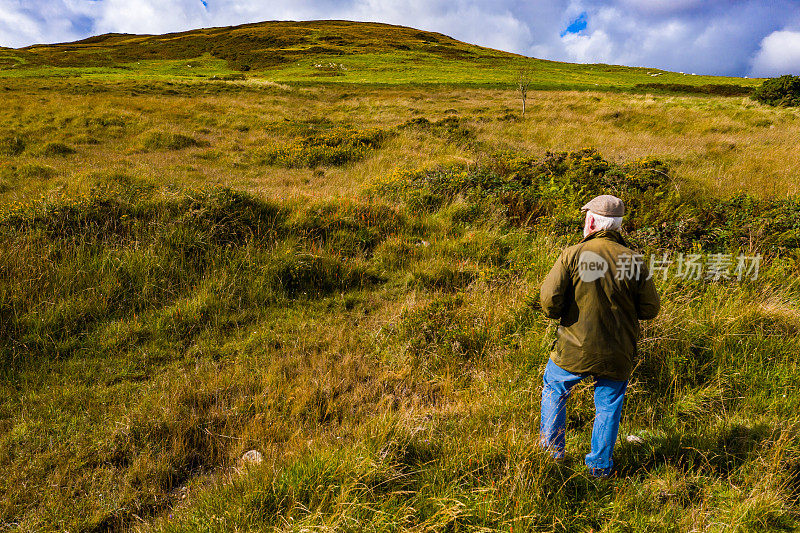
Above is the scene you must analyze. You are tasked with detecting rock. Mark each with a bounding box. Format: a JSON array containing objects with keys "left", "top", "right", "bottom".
[
  {"left": 626, "top": 435, "right": 644, "bottom": 444},
  {"left": 241, "top": 449, "right": 263, "bottom": 465}
]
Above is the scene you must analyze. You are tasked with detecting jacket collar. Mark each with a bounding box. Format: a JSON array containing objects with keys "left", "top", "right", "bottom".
[{"left": 580, "top": 229, "right": 629, "bottom": 247}]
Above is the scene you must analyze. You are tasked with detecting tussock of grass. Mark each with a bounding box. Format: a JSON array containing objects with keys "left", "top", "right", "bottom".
[
  {"left": 40, "top": 142, "right": 75, "bottom": 156},
  {"left": 1, "top": 163, "right": 57, "bottom": 182},
  {"left": 400, "top": 116, "right": 476, "bottom": 145},
  {"left": 397, "top": 293, "right": 490, "bottom": 369},
  {"left": 0, "top": 134, "right": 24, "bottom": 156}
]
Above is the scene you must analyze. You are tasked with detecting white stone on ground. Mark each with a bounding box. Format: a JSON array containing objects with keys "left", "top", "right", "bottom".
[{"left": 241, "top": 450, "right": 263, "bottom": 465}]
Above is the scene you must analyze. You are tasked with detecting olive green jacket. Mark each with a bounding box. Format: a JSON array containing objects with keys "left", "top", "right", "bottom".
[{"left": 540, "top": 229, "right": 660, "bottom": 381}]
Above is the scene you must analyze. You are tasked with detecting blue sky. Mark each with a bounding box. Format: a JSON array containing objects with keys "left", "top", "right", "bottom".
[
  {"left": 561, "top": 12, "right": 588, "bottom": 38},
  {"left": 1, "top": 0, "right": 800, "bottom": 77}
]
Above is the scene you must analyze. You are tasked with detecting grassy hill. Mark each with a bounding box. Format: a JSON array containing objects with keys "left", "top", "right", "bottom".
[
  {"left": 0, "top": 20, "right": 761, "bottom": 91},
  {"left": 2, "top": 19, "right": 800, "bottom": 533}
]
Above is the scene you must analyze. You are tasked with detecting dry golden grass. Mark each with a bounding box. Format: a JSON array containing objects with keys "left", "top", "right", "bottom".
[
  {"left": 3, "top": 82, "right": 800, "bottom": 209},
  {"left": 6, "top": 75, "right": 800, "bottom": 531}
]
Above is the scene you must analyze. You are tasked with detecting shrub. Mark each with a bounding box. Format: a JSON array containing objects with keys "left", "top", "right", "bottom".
[
  {"left": 704, "top": 84, "right": 754, "bottom": 96},
  {"left": 751, "top": 75, "right": 800, "bottom": 107}
]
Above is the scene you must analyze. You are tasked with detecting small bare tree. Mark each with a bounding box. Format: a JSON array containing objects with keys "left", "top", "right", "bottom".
[{"left": 518, "top": 67, "right": 531, "bottom": 117}]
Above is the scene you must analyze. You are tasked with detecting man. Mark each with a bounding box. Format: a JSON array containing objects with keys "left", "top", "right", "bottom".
[{"left": 539, "top": 194, "right": 660, "bottom": 477}]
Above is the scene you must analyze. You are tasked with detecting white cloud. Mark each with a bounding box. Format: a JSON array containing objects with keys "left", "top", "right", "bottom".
[
  {"left": 561, "top": 29, "right": 613, "bottom": 63},
  {"left": 92, "top": 0, "right": 215, "bottom": 35},
  {"left": 750, "top": 30, "right": 800, "bottom": 77},
  {"left": 0, "top": 0, "right": 95, "bottom": 47},
  {"left": 342, "top": 0, "right": 539, "bottom": 54},
  {"left": 0, "top": 5, "right": 44, "bottom": 47},
  {"left": 617, "top": 0, "right": 702, "bottom": 15},
  {"left": 614, "top": 0, "right": 735, "bottom": 17},
  {"left": 548, "top": 0, "right": 800, "bottom": 76}
]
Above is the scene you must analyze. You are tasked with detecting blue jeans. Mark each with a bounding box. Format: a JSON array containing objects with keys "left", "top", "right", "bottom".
[{"left": 539, "top": 359, "right": 628, "bottom": 476}]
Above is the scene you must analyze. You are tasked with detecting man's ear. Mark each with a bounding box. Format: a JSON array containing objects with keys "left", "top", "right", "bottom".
[{"left": 588, "top": 214, "right": 596, "bottom": 230}]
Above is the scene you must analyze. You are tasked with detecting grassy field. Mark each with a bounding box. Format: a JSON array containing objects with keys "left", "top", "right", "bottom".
[
  {"left": 3, "top": 20, "right": 800, "bottom": 532},
  {"left": 1, "top": 20, "right": 762, "bottom": 92}
]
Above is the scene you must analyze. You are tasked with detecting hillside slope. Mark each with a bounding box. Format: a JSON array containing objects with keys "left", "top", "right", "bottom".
[
  {"left": 18, "top": 20, "right": 517, "bottom": 70},
  {"left": 0, "top": 20, "right": 761, "bottom": 90}
]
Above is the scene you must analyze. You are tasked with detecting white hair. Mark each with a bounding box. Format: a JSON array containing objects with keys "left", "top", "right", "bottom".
[{"left": 587, "top": 210, "right": 623, "bottom": 231}]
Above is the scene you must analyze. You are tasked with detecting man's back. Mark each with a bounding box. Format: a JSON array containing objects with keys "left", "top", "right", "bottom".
[{"left": 540, "top": 229, "right": 660, "bottom": 381}]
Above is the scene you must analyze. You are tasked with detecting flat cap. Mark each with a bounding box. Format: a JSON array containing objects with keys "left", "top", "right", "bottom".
[{"left": 580, "top": 194, "right": 625, "bottom": 217}]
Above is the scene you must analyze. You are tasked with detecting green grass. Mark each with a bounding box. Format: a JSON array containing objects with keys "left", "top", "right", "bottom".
[
  {"left": 0, "top": 54, "right": 234, "bottom": 81},
  {"left": 0, "top": 21, "right": 762, "bottom": 91},
  {"left": 266, "top": 51, "right": 758, "bottom": 90},
  {"left": 4, "top": 149, "right": 800, "bottom": 530},
  {"left": 1, "top": 19, "right": 800, "bottom": 532}
]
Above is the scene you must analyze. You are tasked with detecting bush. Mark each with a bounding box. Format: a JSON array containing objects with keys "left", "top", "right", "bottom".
[
  {"left": 751, "top": 75, "right": 800, "bottom": 107},
  {"left": 704, "top": 84, "right": 754, "bottom": 96},
  {"left": 370, "top": 149, "right": 673, "bottom": 224}
]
